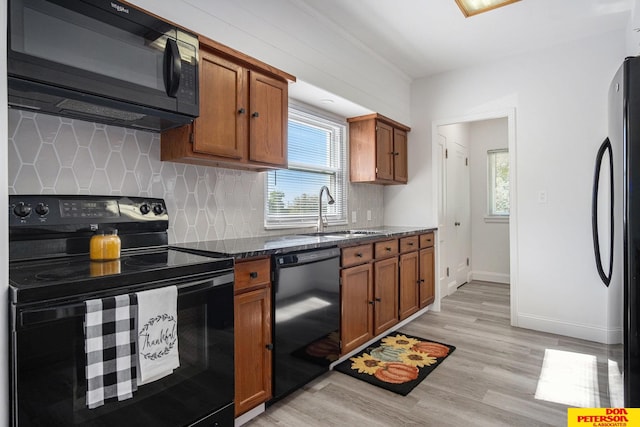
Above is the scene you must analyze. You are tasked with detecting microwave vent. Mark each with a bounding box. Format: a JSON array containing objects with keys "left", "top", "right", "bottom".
[{"left": 56, "top": 99, "right": 146, "bottom": 121}]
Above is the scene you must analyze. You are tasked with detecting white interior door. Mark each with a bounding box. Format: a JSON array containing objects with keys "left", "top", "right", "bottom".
[{"left": 446, "top": 141, "right": 471, "bottom": 291}]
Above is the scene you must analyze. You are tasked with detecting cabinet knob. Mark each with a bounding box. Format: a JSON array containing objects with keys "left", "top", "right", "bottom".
[
  {"left": 394, "top": 152, "right": 400, "bottom": 156},
  {"left": 368, "top": 300, "right": 375, "bottom": 305},
  {"left": 385, "top": 247, "right": 392, "bottom": 251},
  {"left": 420, "top": 279, "right": 425, "bottom": 283},
  {"left": 375, "top": 297, "right": 381, "bottom": 302},
  {"left": 356, "top": 252, "right": 363, "bottom": 257},
  {"left": 238, "top": 108, "right": 246, "bottom": 114},
  {"left": 408, "top": 242, "right": 414, "bottom": 246},
  {"left": 266, "top": 343, "right": 274, "bottom": 350},
  {"left": 252, "top": 111, "right": 260, "bottom": 118},
  {"left": 249, "top": 272, "right": 258, "bottom": 279}
]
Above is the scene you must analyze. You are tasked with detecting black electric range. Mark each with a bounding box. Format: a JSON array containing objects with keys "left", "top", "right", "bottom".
[{"left": 8, "top": 195, "right": 236, "bottom": 427}]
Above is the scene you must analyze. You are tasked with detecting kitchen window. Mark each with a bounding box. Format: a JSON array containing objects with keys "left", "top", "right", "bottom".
[
  {"left": 487, "top": 148, "right": 509, "bottom": 221},
  {"left": 265, "top": 103, "right": 347, "bottom": 228}
]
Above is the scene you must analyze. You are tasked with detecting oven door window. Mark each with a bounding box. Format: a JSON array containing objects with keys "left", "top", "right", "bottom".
[{"left": 12, "top": 281, "right": 233, "bottom": 427}]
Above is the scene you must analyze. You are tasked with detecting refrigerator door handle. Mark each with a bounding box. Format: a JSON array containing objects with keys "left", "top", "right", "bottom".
[{"left": 592, "top": 137, "right": 613, "bottom": 287}]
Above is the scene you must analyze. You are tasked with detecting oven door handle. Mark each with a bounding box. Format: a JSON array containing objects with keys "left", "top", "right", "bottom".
[{"left": 18, "top": 273, "right": 234, "bottom": 328}]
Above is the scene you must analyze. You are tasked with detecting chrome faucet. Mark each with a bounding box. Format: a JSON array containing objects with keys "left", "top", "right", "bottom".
[{"left": 317, "top": 185, "right": 335, "bottom": 232}]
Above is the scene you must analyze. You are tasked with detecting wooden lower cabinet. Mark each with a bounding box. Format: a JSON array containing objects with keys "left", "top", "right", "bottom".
[
  {"left": 234, "top": 258, "right": 272, "bottom": 417},
  {"left": 340, "top": 263, "right": 374, "bottom": 355},
  {"left": 399, "top": 250, "right": 420, "bottom": 320},
  {"left": 419, "top": 246, "right": 435, "bottom": 308},
  {"left": 373, "top": 256, "right": 399, "bottom": 336}
]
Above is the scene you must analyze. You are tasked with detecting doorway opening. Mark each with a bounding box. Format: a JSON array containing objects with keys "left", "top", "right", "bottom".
[{"left": 432, "top": 109, "right": 517, "bottom": 325}]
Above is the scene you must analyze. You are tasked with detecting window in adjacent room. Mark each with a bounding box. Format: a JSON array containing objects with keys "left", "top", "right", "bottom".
[
  {"left": 487, "top": 148, "right": 509, "bottom": 220},
  {"left": 265, "top": 103, "right": 347, "bottom": 228}
]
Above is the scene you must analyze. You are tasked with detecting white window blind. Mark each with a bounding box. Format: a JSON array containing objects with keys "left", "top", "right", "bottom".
[
  {"left": 487, "top": 149, "right": 510, "bottom": 216},
  {"left": 265, "top": 104, "right": 347, "bottom": 228}
]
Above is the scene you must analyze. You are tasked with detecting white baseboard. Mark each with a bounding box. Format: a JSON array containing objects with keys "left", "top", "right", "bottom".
[
  {"left": 470, "top": 271, "right": 510, "bottom": 284},
  {"left": 235, "top": 403, "right": 265, "bottom": 426},
  {"left": 517, "top": 313, "right": 621, "bottom": 344}
]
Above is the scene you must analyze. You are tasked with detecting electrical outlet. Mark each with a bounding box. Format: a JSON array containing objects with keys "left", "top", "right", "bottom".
[
  {"left": 538, "top": 190, "right": 548, "bottom": 204},
  {"left": 351, "top": 211, "right": 357, "bottom": 223},
  {"left": 367, "top": 210, "right": 372, "bottom": 221}
]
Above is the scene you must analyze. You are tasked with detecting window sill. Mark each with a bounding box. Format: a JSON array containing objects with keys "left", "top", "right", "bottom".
[{"left": 484, "top": 215, "right": 509, "bottom": 224}]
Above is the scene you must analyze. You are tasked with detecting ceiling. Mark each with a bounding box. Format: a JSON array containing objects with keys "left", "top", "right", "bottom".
[{"left": 295, "top": 0, "right": 633, "bottom": 80}]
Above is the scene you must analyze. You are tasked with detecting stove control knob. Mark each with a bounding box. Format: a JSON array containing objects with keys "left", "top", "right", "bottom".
[
  {"left": 153, "top": 204, "right": 165, "bottom": 215},
  {"left": 139, "top": 203, "right": 151, "bottom": 215},
  {"left": 13, "top": 202, "right": 32, "bottom": 218},
  {"left": 35, "top": 203, "right": 49, "bottom": 216}
]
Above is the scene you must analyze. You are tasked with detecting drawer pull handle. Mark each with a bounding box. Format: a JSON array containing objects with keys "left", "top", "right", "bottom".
[
  {"left": 420, "top": 279, "right": 425, "bottom": 283},
  {"left": 385, "top": 247, "right": 392, "bottom": 251},
  {"left": 375, "top": 297, "right": 381, "bottom": 302},
  {"left": 368, "top": 300, "right": 375, "bottom": 305},
  {"left": 408, "top": 242, "right": 414, "bottom": 246},
  {"left": 266, "top": 343, "right": 274, "bottom": 350},
  {"left": 356, "top": 252, "right": 363, "bottom": 257},
  {"left": 249, "top": 272, "right": 258, "bottom": 279},
  {"left": 238, "top": 108, "right": 246, "bottom": 114}
]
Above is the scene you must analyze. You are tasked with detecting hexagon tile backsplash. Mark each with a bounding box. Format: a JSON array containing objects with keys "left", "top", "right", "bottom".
[{"left": 7, "top": 109, "right": 384, "bottom": 244}]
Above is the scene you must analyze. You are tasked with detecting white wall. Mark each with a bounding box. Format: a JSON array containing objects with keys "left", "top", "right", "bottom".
[
  {"left": 469, "top": 118, "right": 510, "bottom": 284},
  {"left": 128, "top": 0, "right": 412, "bottom": 125},
  {"left": 385, "top": 30, "right": 626, "bottom": 343}
]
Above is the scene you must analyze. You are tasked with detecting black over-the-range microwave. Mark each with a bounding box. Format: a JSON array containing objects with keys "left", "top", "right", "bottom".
[{"left": 8, "top": 0, "right": 199, "bottom": 132}]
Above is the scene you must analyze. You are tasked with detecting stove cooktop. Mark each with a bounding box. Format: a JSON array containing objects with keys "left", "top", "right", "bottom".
[{"left": 9, "top": 247, "right": 234, "bottom": 305}]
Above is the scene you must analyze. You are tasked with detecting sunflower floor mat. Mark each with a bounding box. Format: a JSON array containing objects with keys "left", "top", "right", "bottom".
[{"left": 333, "top": 332, "right": 455, "bottom": 395}]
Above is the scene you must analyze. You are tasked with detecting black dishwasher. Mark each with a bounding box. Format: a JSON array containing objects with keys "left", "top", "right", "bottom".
[{"left": 270, "top": 247, "right": 341, "bottom": 403}]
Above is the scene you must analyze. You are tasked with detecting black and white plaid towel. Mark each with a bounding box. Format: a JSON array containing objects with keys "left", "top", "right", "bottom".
[{"left": 84, "top": 294, "right": 138, "bottom": 409}]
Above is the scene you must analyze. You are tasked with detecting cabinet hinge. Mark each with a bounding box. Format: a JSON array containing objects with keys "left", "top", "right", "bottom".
[
  {"left": 446, "top": 267, "right": 450, "bottom": 277},
  {"left": 445, "top": 149, "right": 448, "bottom": 159}
]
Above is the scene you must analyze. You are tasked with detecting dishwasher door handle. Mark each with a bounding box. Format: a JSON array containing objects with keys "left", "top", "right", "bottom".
[{"left": 274, "top": 247, "right": 341, "bottom": 267}]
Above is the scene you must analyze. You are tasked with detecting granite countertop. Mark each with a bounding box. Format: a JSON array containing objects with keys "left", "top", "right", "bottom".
[{"left": 172, "top": 226, "right": 436, "bottom": 259}]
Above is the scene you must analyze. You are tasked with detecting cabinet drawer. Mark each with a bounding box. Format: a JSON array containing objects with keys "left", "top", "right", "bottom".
[
  {"left": 235, "top": 258, "right": 271, "bottom": 292},
  {"left": 374, "top": 239, "right": 399, "bottom": 259},
  {"left": 399, "top": 235, "right": 419, "bottom": 253},
  {"left": 420, "top": 232, "right": 434, "bottom": 248},
  {"left": 342, "top": 244, "right": 373, "bottom": 268}
]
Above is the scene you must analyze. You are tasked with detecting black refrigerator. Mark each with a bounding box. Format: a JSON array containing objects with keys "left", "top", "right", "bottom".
[{"left": 593, "top": 56, "right": 640, "bottom": 407}]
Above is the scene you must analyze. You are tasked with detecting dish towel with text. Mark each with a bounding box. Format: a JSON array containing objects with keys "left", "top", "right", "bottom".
[
  {"left": 84, "top": 294, "right": 138, "bottom": 409},
  {"left": 136, "top": 285, "right": 179, "bottom": 385}
]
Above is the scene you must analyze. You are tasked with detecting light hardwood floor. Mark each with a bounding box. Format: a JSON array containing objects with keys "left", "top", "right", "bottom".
[{"left": 245, "top": 281, "right": 609, "bottom": 427}]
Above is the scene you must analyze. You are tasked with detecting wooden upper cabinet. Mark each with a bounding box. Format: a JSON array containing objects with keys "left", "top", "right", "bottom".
[
  {"left": 393, "top": 128, "right": 408, "bottom": 183},
  {"left": 192, "top": 50, "right": 246, "bottom": 160},
  {"left": 375, "top": 122, "right": 394, "bottom": 181},
  {"left": 348, "top": 113, "right": 411, "bottom": 185},
  {"left": 161, "top": 35, "right": 294, "bottom": 171},
  {"left": 248, "top": 71, "right": 287, "bottom": 165}
]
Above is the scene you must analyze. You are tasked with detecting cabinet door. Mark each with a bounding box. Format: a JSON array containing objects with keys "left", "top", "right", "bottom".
[
  {"left": 193, "top": 49, "right": 247, "bottom": 159},
  {"left": 234, "top": 286, "right": 272, "bottom": 416},
  {"left": 341, "top": 263, "right": 374, "bottom": 355},
  {"left": 393, "top": 128, "right": 408, "bottom": 183},
  {"left": 375, "top": 121, "right": 394, "bottom": 181},
  {"left": 399, "top": 251, "right": 419, "bottom": 320},
  {"left": 419, "top": 247, "right": 435, "bottom": 308},
  {"left": 373, "top": 257, "right": 399, "bottom": 336},
  {"left": 249, "top": 71, "right": 288, "bottom": 166}
]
